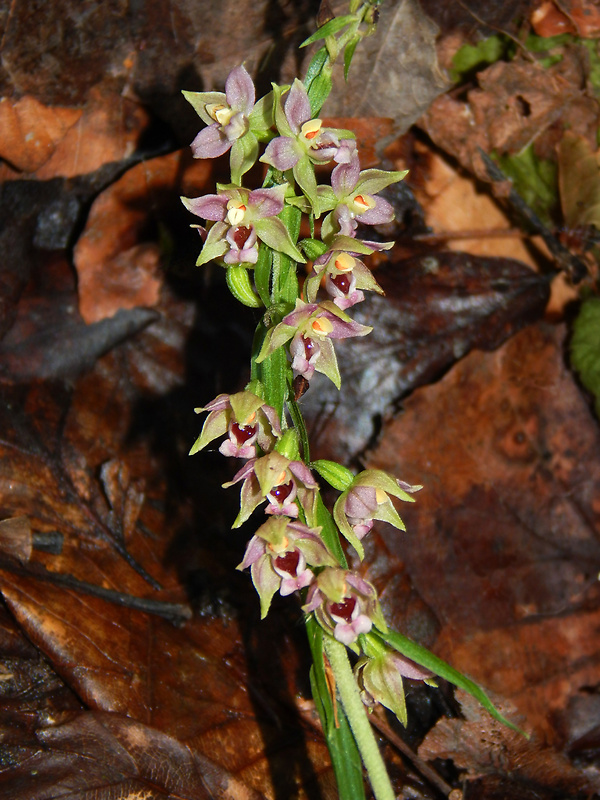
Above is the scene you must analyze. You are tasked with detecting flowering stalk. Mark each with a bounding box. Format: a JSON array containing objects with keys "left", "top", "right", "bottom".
[{"left": 183, "top": 4, "right": 525, "bottom": 798}]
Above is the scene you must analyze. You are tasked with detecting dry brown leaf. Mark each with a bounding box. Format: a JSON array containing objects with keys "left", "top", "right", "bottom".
[
  {"left": 419, "top": 690, "right": 598, "bottom": 796},
  {"left": 325, "top": 0, "right": 449, "bottom": 138},
  {"left": 0, "top": 96, "right": 82, "bottom": 172},
  {"left": 557, "top": 130, "right": 600, "bottom": 228},
  {"left": 74, "top": 150, "right": 212, "bottom": 323},
  {"left": 366, "top": 322, "right": 600, "bottom": 754}
]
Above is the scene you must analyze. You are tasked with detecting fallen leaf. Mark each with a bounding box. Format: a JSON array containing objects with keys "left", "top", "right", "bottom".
[
  {"left": 558, "top": 130, "right": 600, "bottom": 228},
  {"left": 325, "top": 0, "right": 449, "bottom": 138},
  {"left": 0, "top": 96, "right": 82, "bottom": 173},
  {"left": 73, "top": 150, "right": 212, "bottom": 324},
  {"left": 302, "top": 252, "right": 549, "bottom": 463},
  {"left": 418, "top": 690, "right": 597, "bottom": 797},
  {"left": 365, "top": 322, "right": 600, "bottom": 756}
]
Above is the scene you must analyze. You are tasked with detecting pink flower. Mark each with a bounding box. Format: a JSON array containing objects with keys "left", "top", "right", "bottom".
[
  {"left": 303, "top": 567, "right": 387, "bottom": 647},
  {"left": 189, "top": 391, "right": 281, "bottom": 459},
  {"left": 183, "top": 65, "right": 273, "bottom": 183},
  {"left": 237, "top": 516, "right": 336, "bottom": 617},
  {"left": 223, "top": 451, "right": 318, "bottom": 528},
  {"left": 333, "top": 470, "right": 421, "bottom": 559},
  {"left": 319, "top": 153, "right": 407, "bottom": 240},
  {"left": 256, "top": 299, "right": 372, "bottom": 389},
  {"left": 181, "top": 184, "right": 304, "bottom": 267}
]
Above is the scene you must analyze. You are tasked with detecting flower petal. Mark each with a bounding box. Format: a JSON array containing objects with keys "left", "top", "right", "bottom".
[
  {"left": 248, "top": 185, "right": 287, "bottom": 219},
  {"left": 284, "top": 79, "right": 312, "bottom": 133},
  {"left": 225, "top": 65, "right": 255, "bottom": 116},
  {"left": 357, "top": 196, "right": 395, "bottom": 226},
  {"left": 195, "top": 221, "right": 229, "bottom": 267},
  {"left": 331, "top": 156, "right": 361, "bottom": 196},
  {"left": 181, "top": 193, "right": 228, "bottom": 221},
  {"left": 254, "top": 217, "right": 306, "bottom": 262},
  {"left": 182, "top": 90, "right": 226, "bottom": 126},
  {"left": 190, "top": 124, "right": 232, "bottom": 159},
  {"left": 261, "top": 137, "right": 302, "bottom": 171}
]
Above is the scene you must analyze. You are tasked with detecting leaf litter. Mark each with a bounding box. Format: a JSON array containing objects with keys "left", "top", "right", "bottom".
[{"left": 1, "top": 0, "right": 600, "bottom": 797}]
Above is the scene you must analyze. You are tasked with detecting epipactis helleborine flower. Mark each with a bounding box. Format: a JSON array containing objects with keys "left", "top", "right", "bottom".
[
  {"left": 256, "top": 299, "right": 372, "bottom": 389},
  {"left": 181, "top": 184, "right": 305, "bottom": 267},
  {"left": 355, "top": 648, "right": 434, "bottom": 726},
  {"left": 189, "top": 391, "right": 281, "bottom": 459},
  {"left": 333, "top": 470, "right": 422, "bottom": 559},
  {"left": 183, "top": 65, "right": 273, "bottom": 184},
  {"left": 319, "top": 152, "right": 407, "bottom": 241},
  {"left": 303, "top": 567, "right": 387, "bottom": 648},
  {"left": 260, "top": 80, "right": 356, "bottom": 216},
  {"left": 304, "top": 234, "right": 384, "bottom": 310},
  {"left": 237, "top": 516, "right": 337, "bottom": 618},
  {"left": 223, "top": 451, "right": 319, "bottom": 528}
]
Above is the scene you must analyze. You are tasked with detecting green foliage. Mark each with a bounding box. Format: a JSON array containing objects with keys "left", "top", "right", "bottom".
[
  {"left": 375, "top": 629, "right": 528, "bottom": 736},
  {"left": 497, "top": 144, "right": 558, "bottom": 227},
  {"left": 450, "top": 34, "right": 512, "bottom": 83},
  {"left": 571, "top": 297, "right": 600, "bottom": 416},
  {"left": 307, "top": 620, "right": 366, "bottom": 800}
]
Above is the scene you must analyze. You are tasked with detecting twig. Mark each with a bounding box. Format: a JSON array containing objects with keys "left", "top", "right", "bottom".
[
  {"left": 369, "top": 708, "right": 458, "bottom": 798},
  {"left": 478, "top": 147, "right": 588, "bottom": 283},
  {"left": 0, "top": 557, "right": 192, "bottom": 623}
]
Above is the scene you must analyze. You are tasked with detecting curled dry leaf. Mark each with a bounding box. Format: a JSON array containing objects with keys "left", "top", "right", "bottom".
[
  {"left": 74, "top": 150, "right": 212, "bottom": 324},
  {"left": 0, "top": 96, "right": 82, "bottom": 173},
  {"left": 366, "top": 322, "right": 600, "bottom": 769},
  {"left": 418, "top": 691, "right": 597, "bottom": 798},
  {"left": 303, "top": 252, "right": 549, "bottom": 464}
]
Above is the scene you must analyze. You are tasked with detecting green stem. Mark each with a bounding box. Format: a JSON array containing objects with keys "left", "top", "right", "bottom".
[{"left": 323, "top": 636, "right": 396, "bottom": 800}]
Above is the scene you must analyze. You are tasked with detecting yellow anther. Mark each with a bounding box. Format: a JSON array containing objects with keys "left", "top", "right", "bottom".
[
  {"left": 375, "top": 488, "right": 387, "bottom": 504},
  {"left": 207, "top": 103, "right": 234, "bottom": 127},
  {"left": 353, "top": 193, "right": 376, "bottom": 212},
  {"left": 301, "top": 119, "right": 322, "bottom": 140},
  {"left": 276, "top": 470, "right": 287, "bottom": 484},
  {"left": 244, "top": 411, "right": 257, "bottom": 425},
  {"left": 334, "top": 253, "right": 354, "bottom": 273},
  {"left": 226, "top": 200, "right": 247, "bottom": 226},
  {"left": 311, "top": 316, "right": 334, "bottom": 336}
]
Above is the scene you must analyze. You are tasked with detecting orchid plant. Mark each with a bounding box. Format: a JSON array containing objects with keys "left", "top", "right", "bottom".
[{"left": 182, "top": 3, "right": 523, "bottom": 797}]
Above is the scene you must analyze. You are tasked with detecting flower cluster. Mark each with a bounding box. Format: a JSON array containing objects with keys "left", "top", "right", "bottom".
[{"left": 183, "top": 59, "right": 434, "bottom": 727}]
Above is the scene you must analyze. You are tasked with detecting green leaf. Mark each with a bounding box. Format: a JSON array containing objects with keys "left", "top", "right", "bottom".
[
  {"left": 307, "top": 71, "right": 333, "bottom": 117},
  {"left": 571, "top": 297, "right": 600, "bottom": 417},
  {"left": 254, "top": 242, "right": 272, "bottom": 307},
  {"left": 343, "top": 34, "right": 360, "bottom": 80},
  {"left": 257, "top": 337, "right": 289, "bottom": 420},
  {"left": 313, "top": 459, "right": 354, "bottom": 491},
  {"left": 497, "top": 145, "right": 558, "bottom": 228},
  {"left": 301, "top": 14, "right": 356, "bottom": 48},
  {"left": 375, "top": 629, "right": 528, "bottom": 736},
  {"left": 315, "top": 493, "right": 347, "bottom": 568},
  {"left": 304, "top": 46, "right": 328, "bottom": 91},
  {"left": 304, "top": 46, "right": 332, "bottom": 116},
  {"left": 230, "top": 133, "right": 259, "bottom": 185},
  {"left": 450, "top": 34, "right": 512, "bottom": 83},
  {"left": 306, "top": 619, "right": 366, "bottom": 800},
  {"left": 254, "top": 217, "right": 306, "bottom": 263},
  {"left": 300, "top": 237, "right": 328, "bottom": 260}
]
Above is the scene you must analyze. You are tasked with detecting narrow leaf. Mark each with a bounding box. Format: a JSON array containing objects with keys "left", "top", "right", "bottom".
[
  {"left": 301, "top": 15, "right": 356, "bottom": 48},
  {"left": 376, "top": 629, "right": 528, "bottom": 736}
]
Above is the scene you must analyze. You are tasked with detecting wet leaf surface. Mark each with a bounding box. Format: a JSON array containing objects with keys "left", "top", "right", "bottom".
[
  {"left": 2, "top": 2, "right": 600, "bottom": 797},
  {"left": 302, "top": 252, "right": 550, "bottom": 464},
  {"left": 360, "top": 322, "right": 600, "bottom": 795}
]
